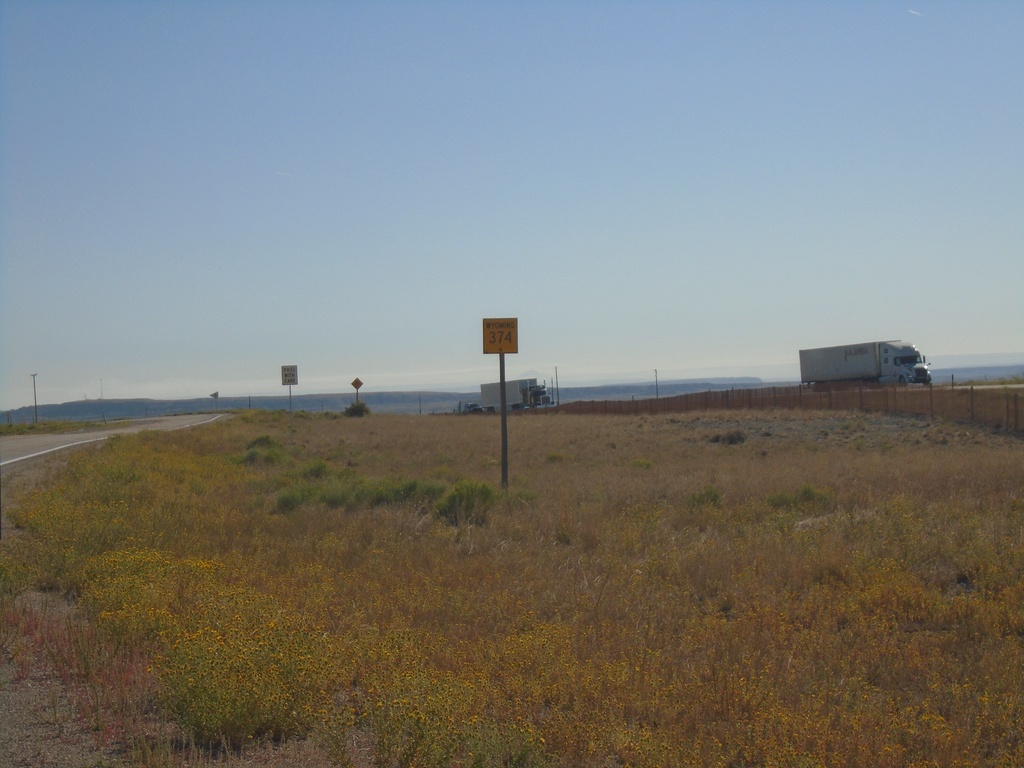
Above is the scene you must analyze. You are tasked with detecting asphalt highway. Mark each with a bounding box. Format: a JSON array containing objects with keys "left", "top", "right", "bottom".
[{"left": 0, "top": 413, "right": 227, "bottom": 469}]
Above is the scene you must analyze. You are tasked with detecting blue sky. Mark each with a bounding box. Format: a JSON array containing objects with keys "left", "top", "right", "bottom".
[{"left": 2, "top": 1, "right": 1022, "bottom": 408}]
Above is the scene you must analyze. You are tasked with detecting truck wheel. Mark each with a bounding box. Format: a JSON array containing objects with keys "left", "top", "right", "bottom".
[{"left": 898, "top": 375, "right": 907, "bottom": 384}]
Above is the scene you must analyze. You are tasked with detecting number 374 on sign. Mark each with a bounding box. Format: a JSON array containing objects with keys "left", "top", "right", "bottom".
[{"left": 482, "top": 317, "right": 518, "bottom": 354}]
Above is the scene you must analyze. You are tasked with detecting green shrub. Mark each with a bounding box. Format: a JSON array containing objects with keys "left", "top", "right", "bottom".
[
  {"left": 364, "top": 477, "right": 442, "bottom": 508},
  {"left": 316, "top": 475, "right": 446, "bottom": 511},
  {"left": 320, "top": 481, "right": 356, "bottom": 509},
  {"left": 686, "top": 484, "right": 723, "bottom": 508},
  {"left": 710, "top": 430, "right": 746, "bottom": 445},
  {"left": 276, "top": 484, "right": 314, "bottom": 513},
  {"left": 241, "top": 435, "right": 284, "bottom": 465},
  {"left": 436, "top": 480, "right": 498, "bottom": 526},
  {"left": 248, "top": 435, "right": 278, "bottom": 449},
  {"left": 767, "top": 483, "right": 831, "bottom": 510},
  {"left": 302, "top": 459, "right": 329, "bottom": 479},
  {"left": 795, "top": 483, "right": 831, "bottom": 507},
  {"left": 344, "top": 401, "right": 371, "bottom": 417}
]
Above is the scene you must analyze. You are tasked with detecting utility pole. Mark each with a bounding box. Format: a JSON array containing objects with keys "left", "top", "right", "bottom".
[
  {"left": 654, "top": 369, "right": 659, "bottom": 398},
  {"left": 31, "top": 373, "right": 38, "bottom": 423}
]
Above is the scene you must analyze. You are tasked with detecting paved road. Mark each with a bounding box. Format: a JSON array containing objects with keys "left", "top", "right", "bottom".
[{"left": 0, "top": 413, "right": 227, "bottom": 468}]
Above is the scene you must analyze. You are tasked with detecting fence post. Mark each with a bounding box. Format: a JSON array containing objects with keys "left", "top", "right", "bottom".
[{"left": 970, "top": 387, "right": 975, "bottom": 423}]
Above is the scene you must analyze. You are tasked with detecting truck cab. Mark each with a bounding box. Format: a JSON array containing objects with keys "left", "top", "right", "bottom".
[{"left": 888, "top": 345, "right": 931, "bottom": 384}]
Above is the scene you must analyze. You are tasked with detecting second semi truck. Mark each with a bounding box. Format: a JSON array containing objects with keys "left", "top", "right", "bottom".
[
  {"left": 799, "top": 341, "right": 931, "bottom": 386},
  {"left": 480, "top": 378, "right": 553, "bottom": 411}
]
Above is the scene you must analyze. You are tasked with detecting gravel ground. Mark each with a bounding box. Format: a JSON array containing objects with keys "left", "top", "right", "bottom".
[{"left": 0, "top": 593, "right": 133, "bottom": 768}]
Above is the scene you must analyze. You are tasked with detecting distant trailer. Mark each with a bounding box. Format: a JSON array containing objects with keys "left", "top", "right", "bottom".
[
  {"left": 799, "top": 341, "right": 931, "bottom": 385},
  {"left": 480, "top": 378, "right": 552, "bottom": 411}
]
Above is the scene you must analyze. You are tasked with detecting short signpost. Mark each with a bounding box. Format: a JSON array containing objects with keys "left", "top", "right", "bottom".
[
  {"left": 281, "top": 365, "right": 298, "bottom": 412},
  {"left": 482, "top": 318, "right": 518, "bottom": 489},
  {"left": 351, "top": 377, "right": 363, "bottom": 403}
]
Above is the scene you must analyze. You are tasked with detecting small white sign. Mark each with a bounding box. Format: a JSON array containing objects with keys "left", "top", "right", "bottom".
[{"left": 281, "top": 365, "right": 298, "bottom": 386}]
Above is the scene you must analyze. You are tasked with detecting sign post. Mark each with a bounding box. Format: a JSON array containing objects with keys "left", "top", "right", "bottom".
[
  {"left": 351, "top": 377, "right": 363, "bottom": 403},
  {"left": 483, "top": 318, "right": 518, "bottom": 489},
  {"left": 281, "top": 365, "right": 298, "bottom": 412}
]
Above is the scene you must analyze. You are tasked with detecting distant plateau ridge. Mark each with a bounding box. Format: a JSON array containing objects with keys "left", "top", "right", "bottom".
[{"left": 5, "top": 365, "right": 1022, "bottom": 424}]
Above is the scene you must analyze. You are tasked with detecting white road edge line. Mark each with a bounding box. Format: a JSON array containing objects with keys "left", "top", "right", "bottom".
[
  {"left": 0, "top": 414, "right": 226, "bottom": 467},
  {"left": 167, "top": 414, "right": 225, "bottom": 430},
  {"left": 0, "top": 437, "right": 109, "bottom": 467}
]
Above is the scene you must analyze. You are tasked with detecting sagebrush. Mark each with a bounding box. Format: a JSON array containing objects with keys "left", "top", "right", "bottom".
[{"left": 3, "top": 410, "right": 1023, "bottom": 766}]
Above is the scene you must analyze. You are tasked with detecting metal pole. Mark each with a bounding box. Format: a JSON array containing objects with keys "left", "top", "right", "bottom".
[
  {"left": 499, "top": 353, "right": 509, "bottom": 489},
  {"left": 654, "top": 369, "right": 659, "bottom": 398},
  {"left": 31, "top": 373, "right": 38, "bottom": 423}
]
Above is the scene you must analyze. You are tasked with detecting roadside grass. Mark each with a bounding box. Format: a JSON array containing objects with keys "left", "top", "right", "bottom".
[
  {"left": 0, "top": 419, "right": 123, "bottom": 436},
  {"left": 956, "top": 375, "right": 1024, "bottom": 387},
  {"left": 2, "top": 409, "right": 1023, "bottom": 766}
]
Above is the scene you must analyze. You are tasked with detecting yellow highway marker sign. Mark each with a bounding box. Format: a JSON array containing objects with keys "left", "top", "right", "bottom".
[{"left": 483, "top": 317, "right": 518, "bottom": 354}]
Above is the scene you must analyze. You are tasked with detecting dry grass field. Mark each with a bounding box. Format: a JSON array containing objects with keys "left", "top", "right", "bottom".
[{"left": 1, "top": 409, "right": 1023, "bottom": 767}]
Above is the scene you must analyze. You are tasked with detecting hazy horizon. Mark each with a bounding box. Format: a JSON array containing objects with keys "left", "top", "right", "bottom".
[{"left": 4, "top": 352, "right": 1022, "bottom": 410}]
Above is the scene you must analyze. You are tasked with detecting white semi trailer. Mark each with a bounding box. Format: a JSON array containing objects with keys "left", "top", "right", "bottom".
[
  {"left": 799, "top": 341, "right": 931, "bottom": 385},
  {"left": 480, "top": 378, "right": 552, "bottom": 411}
]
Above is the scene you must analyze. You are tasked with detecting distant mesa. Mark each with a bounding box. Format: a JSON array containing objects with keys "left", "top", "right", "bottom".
[{"left": 4, "top": 365, "right": 1020, "bottom": 424}]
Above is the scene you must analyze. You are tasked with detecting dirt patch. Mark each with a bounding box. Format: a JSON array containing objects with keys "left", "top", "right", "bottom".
[{"left": 0, "top": 590, "right": 132, "bottom": 768}]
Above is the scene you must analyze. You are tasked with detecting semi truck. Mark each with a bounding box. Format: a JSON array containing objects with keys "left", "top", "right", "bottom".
[
  {"left": 480, "top": 378, "right": 553, "bottom": 411},
  {"left": 799, "top": 341, "right": 931, "bottom": 386}
]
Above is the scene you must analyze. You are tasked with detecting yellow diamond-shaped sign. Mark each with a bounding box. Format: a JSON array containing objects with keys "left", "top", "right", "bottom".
[{"left": 351, "top": 378, "right": 363, "bottom": 390}]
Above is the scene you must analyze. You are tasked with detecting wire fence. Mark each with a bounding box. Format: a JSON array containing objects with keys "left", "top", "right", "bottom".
[{"left": 531, "top": 384, "right": 1023, "bottom": 434}]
